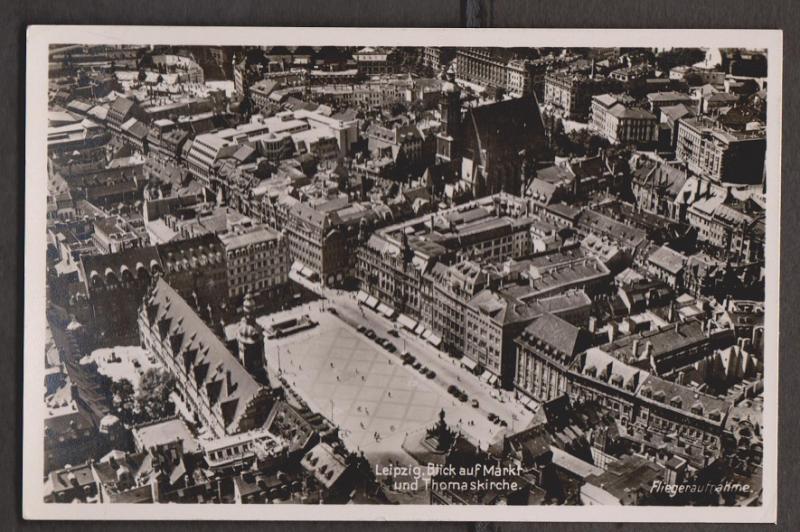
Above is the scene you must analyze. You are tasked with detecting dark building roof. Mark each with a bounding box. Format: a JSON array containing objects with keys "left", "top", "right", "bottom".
[
  {"left": 522, "top": 313, "right": 590, "bottom": 358},
  {"left": 142, "top": 278, "right": 273, "bottom": 435}
]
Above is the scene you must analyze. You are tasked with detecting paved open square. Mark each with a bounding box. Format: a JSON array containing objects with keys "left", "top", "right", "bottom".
[{"left": 268, "top": 317, "right": 455, "bottom": 458}]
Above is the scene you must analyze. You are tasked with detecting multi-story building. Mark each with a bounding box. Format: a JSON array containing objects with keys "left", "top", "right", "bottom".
[
  {"left": 514, "top": 312, "right": 593, "bottom": 402},
  {"left": 468, "top": 290, "right": 592, "bottom": 388},
  {"left": 455, "top": 48, "right": 518, "bottom": 90},
  {"left": 505, "top": 59, "right": 535, "bottom": 98},
  {"left": 106, "top": 96, "right": 142, "bottom": 133},
  {"left": 352, "top": 47, "right": 397, "bottom": 76},
  {"left": 247, "top": 79, "right": 280, "bottom": 111},
  {"left": 422, "top": 47, "right": 455, "bottom": 71},
  {"left": 608, "top": 63, "right": 654, "bottom": 84},
  {"left": 686, "top": 188, "right": 765, "bottom": 263},
  {"left": 645, "top": 91, "right": 693, "bottom": 114},
  {"left": 138, "top": 278, "right": 275, "bottom": 438},
  {"left": 590, "top": 94, "right": 657, "bottom": 145},
  {"left": 218, "top": 223, "right": 290, "bottom": 305},
  {"left": 284, "top": 197, "right": 381, "bottom": 286},
  {"left": 591, "top": 318, "right": 736, "bottom": 378},
  {"left": 156, "top": 233, "right": 229, "bottom": 306},
  {"left": 81, "top": 246, "right": 164, "bottom": 341},
  {"left": 186, "top": 110, "right": 358, "bottom": 186},
  {"left": 310, "top": 77, "right": 413, "bottom": 109},
  {"left": 543, "top": 72, "right": 611, "bottom": 119},
  {"left": 430, "top": 260, "right": 489, "bottom": 354},
  {"left": 630, "top": 158, "right": 689, "bottom": 221},
  {"left": 675, "top": 117, "right": 766, "bottom": 184},
  {"left": 525, "top": 246, "right": 612, "bottom": 299}
]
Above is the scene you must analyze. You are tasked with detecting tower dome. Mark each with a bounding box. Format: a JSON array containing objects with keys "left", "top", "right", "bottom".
[{"left": 237, "top": 292, "right": 266, "bottom": 376}]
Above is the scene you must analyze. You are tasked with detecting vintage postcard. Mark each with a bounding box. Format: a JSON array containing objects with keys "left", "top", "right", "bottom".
[{"left": 23, "top": 26, "right": 781, "bottom": 522}]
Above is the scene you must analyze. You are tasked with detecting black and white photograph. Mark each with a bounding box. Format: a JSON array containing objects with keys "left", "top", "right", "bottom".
[{"left": 22, "top": 26, "right": 781, "bottom": 522}]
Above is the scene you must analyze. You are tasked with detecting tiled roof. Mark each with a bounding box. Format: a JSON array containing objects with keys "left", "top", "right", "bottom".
[{"left": 143, "top": 278, "right": 271, "bottom": 434}]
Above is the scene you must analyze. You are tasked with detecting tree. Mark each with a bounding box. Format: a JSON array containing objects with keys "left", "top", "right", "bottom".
[
  {"left": 136, "top": 368, "right": 176, "bottom": 420},
  {"left": 112, "top": 378, "right": 135, "bottom": 406},
  {"left": 655, "top": 48, "right": 707, "bottom": 73}
]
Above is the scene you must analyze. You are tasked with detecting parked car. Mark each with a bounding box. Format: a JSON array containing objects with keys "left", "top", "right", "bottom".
[
  {"left": 447, "top": 384, "right": 458, "bottom": 395},
  {"left": 412, "top": 362, "right": 422, "bottom": 370},
  {"left": 458, "top": 393, "right": 468, "bottom": 403},
  {"left": 327, "top": 307, "right": 338, "bottom": 315},
  {"left": 418, "top": 366, "right": 428, "bottom": 374},
  {"left": 487, "top": 413, "right": 497, "bottom": 422},
  {"left": 471, "top": 399, "right": 479, "bottom": 408},
  {"left": 499, "top": 419, "right": 508, "bottom": 427},
  {"left": 426, "top": 371, "right": 436, "bottom": 379},
  {"left": 385, "top": 343, "right": 397, "bottom": 353},
  {"left": 365, "top": 329, "right": 376, "bottom": 339},
  {"left": 388, "top": 329, "right": 399, "bottom": 337},
  {"left": 357, "top": 325, "right": 367, "bottom": 334}
]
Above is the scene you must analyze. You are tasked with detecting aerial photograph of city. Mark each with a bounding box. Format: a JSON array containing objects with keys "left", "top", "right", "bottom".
[{"left": 38, "top": 40, "right": 769, "bottom": 509}]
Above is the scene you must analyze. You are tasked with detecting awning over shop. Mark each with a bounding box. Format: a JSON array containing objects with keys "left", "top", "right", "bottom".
[
  {"left": 356, "top": 291, "right": 369, "bottom": 304},
  {"left": 421, "top": 329, "right": 432, "bottom": 340},
  {"left": 397, "top": 314, "right": 417, "bottom": 330},
  {"left": 364, "top": 296, "right": 379, "bottom": 309},
  {"left": 413, "top": 324, "right": 426, "bottom": 335},
  {"left": 299, "top": 266, "right": 313, "bottom": 278},
  {"left": 460, "top": 357, "right": 478, "bottom": 371},
  {"left": 427, "top": 334, "right": 442, "bottom": 347},
  {"left": 378, "top": 303, "right": 395, "bottom": 318},
  {"left": 481, "top": 371, "right": 493, "bottom": 382},
  {"left": 488, "top": 375, "right": 498, "bottom": 385}
]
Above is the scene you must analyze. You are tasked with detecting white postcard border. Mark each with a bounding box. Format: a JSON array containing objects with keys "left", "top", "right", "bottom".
[{"left": 23, "top": 25, "right": 782, "bottom": 522}]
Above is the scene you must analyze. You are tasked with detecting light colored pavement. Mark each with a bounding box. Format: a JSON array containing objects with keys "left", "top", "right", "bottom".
[
  {"left": 89, "top": 345, "right": 159, "bottom": 390},
  {"left": 286, "top": 273, "right": 538, "bottom": 440},
  {"left": 228, "top": 275, "right": 540, "bottom": 502}
]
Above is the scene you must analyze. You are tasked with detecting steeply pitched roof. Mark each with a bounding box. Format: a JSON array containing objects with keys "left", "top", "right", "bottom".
[{"left": 143, "top": 278, "right": 271, "bottom": 435}]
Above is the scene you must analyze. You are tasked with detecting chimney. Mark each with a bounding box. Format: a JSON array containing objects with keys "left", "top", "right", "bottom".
[{"left": 226, "top": 369, "right": 235, "bottom": 395}]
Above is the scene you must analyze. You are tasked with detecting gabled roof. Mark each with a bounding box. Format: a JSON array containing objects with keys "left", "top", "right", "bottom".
[
  {"left": 109, "top": 96, "right": 135, "bottom": 117},
  {"left": 143, "top": 278, "right": 271, "bottom": 434}
]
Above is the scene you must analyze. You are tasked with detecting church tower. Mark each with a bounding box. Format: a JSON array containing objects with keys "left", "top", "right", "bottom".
[{"left": 236, "top": 292, "right": 266, "bottom": 377}]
